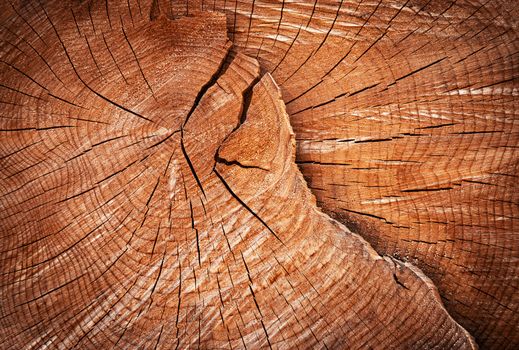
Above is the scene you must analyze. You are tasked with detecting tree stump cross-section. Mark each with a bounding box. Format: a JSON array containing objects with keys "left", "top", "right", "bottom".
[{"left": 0, "top": 0, "right": 516, "bottom": 349}]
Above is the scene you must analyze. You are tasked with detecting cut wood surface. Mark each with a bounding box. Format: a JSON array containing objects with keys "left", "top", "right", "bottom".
[
  {"left": 0, "top": 2, "right": 480, "bottom": 348},
  {"left": 171, "top": 0, "right": 516, "bottom": 348},
  {"left": 1, "top": 0, "right": 517, "bottom": 348}
]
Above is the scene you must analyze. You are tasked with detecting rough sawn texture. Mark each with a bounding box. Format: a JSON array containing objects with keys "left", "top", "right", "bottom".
[{"left": 0, "top": 4, "right": 478, "bottom": 349}]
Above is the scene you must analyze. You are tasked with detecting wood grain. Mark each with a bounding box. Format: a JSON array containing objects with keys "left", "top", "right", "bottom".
[
  {"left": 0, "top": 2, "right": 479, "bottom": 348},
  {"left": 164, "top": 1, "right": 519, "bottom": 348}
]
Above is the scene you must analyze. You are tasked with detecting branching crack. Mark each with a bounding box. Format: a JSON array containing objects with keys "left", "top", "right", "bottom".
[
  {"left": 42, "top": 6, "right": 152, "bottom": 123},
  {"left": 178, "top": 43, "right": 234, "bottom": 198}
]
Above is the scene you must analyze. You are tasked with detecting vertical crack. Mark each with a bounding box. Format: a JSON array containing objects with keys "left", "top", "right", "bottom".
[{"left": 189, "top": 200, "right": 201, "bottom": 266}]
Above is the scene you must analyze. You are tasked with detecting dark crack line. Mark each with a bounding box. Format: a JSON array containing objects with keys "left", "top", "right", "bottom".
[
  {"left": 182, "top": 46, "right": 232, "bottom": 128},
  {"left": 272, "top": 25, "right": 302, "bottom": 74},
  {"left": 189, "top": 200, "right": 202, "bottom": 266},
  {"left": 241, "top": 253, "right": 273, "bottom": 349},
  {"left": 0, "top": 59, "right": 49, "bottom": 92},
  {"left": 86, "top": 1, "right": 96, "bottom": 34},
  {"left": 121, "top": 23, "right": 155, "bottom": 98},
  {"left": 0, "top": 83, "right": 44, "bottom": 101},
  {"left": 389, "top": 57, "right": 447, "bottom": 85},
  {"left": 8, "top": 0, "right": 46, "bottom": 45},
  {"left": 84, "top": 35, "right": 103, "bottom": 78},
  {"left": 47, "top": 92, "right": 88, "bottom": 110},
  {"left": 393, "top": 273, "right": 410, "bottom": 290},
  {"left": 1, "top": 23, "right": 69, "bottom": 91},
  {"left": 180, "top": 140, "right": 206, "bottom": 197},
  {"left": 178, "top": 45, "right": 234, "bottom": 198},
  {"left": 147, "top": 129, "right": 181, "bottom": 150},
  {"left": 174, "top": 248, "right": 182, "bottom": 350},
  {"left": 401, "top": 187, "right": 454, "bottom": 193},
  {"left": 41, "top": 7, "right": 152, "bottom": 123},
  {"left": 214, "top": 169, "right": 282, "bottom": 243},
  {"left": 70, "top": 8, "right": 81, "bottom": 36},
  {"left": 102, "top": 32, "right": 129, "bottom": 84},
  {"left": 245, "top": 0, "right": 257, "bottom": 48},
  {"left": 238, "top": 76, "right": 261, "bottom": 124},
  {"left": 215, "top": 155, "right": 269, "bottom": 171},
  {"left": 341, "top": 208, "right": 394, "bottom": 224}
]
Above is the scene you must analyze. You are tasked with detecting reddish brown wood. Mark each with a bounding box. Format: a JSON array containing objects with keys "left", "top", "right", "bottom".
[
  {"left": 168, "top": 1, "right": 519, "bottom": 348},
  {"left": 0, "top": 2, "right": 481, "bottom": 349}
]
